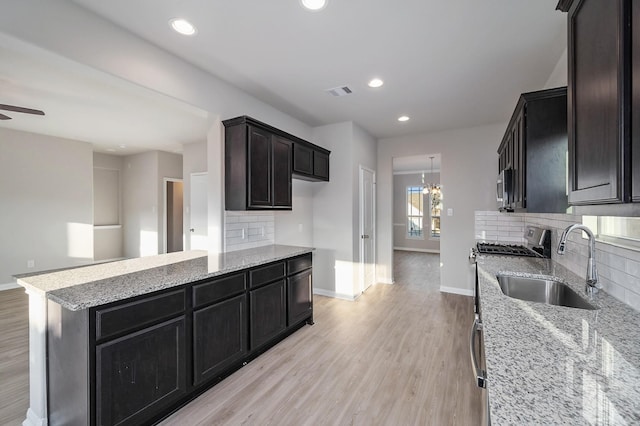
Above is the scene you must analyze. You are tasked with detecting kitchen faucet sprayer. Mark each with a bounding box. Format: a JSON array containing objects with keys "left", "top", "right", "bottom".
[{"left": 557, "top": 224, "right": 600, "bottom": 296}]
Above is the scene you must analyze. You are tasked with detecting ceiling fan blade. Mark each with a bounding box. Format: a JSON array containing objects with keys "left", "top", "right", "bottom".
[
  {"left": 0, "top": 113, "right": 11, "bottom": 120},
  {"left": 0, "top": 104, "right": 45, "bottom": 116}
]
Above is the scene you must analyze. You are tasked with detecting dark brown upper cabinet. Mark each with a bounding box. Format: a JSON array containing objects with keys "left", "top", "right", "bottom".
[
  {"left": 559, "top": 0, "right": 640, "bottom": 214},
  {"left": 223, "top": 116, "right": 330, "bottom": 211},
  {"left": 292, "top": 141, "right": 330, "bottom": 181},
  {"left": 224, "top": 117, "right": 292, "bottom": 210},
  {"left": 497, "top": 87, "right": 568, "bottom": 213}
]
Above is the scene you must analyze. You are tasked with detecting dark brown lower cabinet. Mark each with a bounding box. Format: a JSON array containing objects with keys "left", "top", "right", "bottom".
[
  {"left": 47, "top": 253, "right": 313, "bottom": 426},
  {"left": 288, "top": 269, "right": 312, "bottom": 326},
  {"left": 250, "top": 280, "right": 286, "bottom": 349},
  {"left": 95, "top": 317, "right": 187, "bottom": 426},
  {"left": 193, "top": 294, "right": 247, "bottom": 385}
]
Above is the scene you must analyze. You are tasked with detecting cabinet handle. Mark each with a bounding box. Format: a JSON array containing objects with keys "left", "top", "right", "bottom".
[
  {"left": 361, "top": 234, "right": 370, "bottom": 239},
  {"left": 469, "top": 317, "right": 487, "bottom": 389}
]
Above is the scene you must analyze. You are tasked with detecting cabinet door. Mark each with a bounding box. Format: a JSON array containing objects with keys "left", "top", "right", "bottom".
[
  {"left": 313, "top": 151, "right": 330, "bottom": 181},
  {"left": 293, "top": 143, "right": 314, "bottom": 175},
  {"left": 633, "top": 0, "right": 640, "bottom": 202},
  {"left": 250, "top": 280, "right": 286, "bottom": 349},
  {"left": 568, "top": 0, "right": 629, "bottom": 204},
  {"left": 287, "top": 269, "right": 312, "bottom": 326},
  {"left": 513, "top": 110, "right": 525, "bottom": 209},
  {"left": 95, "top": 317, "right": 186, "bottom": 426},
  {"left": 272, "top": 136, "right": 292, "bottom": 208},
  {"left": 248, "top": 126, "right": 272, "bottom": 208},
  {"left": 193, "top": 294, "right": 247, "bottom": 386}
]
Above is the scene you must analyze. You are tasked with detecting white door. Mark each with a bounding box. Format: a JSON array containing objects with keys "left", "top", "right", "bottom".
[
  {"left": 190, "top": 173, "right": 208, "bottom": 250},
  {"left": 360, "top": 167, "right": 376, "bottom": 293}
]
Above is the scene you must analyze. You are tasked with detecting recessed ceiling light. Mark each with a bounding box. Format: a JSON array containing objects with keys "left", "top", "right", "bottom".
[
  {"left": 119, "top": 144, "right": 127, "bottom": 149},
  {"left": 106, "top": 148, "right": 116, "bottom": 152},
  {"left": 368, "top": 78, "right": 384, "bottom": 88},
  {"left": 398, "top": 116, "right": 410, "bottom": 122},
  {"left": 170, "top": 18, "right": 197, "bottom": 36},
  {"left": 300, "top": 0, "right": 327, "bottom": 11}
]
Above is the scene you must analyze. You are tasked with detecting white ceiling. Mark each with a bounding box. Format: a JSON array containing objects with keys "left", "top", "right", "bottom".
[
  {"left": 0, "top": 0, "right": 566, "bottom": 152},
  {"left": 0, "top": 35, "right": 211, "bottom": 155}
]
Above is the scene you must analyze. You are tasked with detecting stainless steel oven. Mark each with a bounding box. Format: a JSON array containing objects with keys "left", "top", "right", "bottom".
[{"left": 469, "top": 256, "right": 490, "bottom": 425}]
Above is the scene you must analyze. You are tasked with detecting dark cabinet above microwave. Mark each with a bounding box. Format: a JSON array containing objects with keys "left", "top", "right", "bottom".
[
  {"left": 497, "top": 87, "right": 568, "bottom": 213},
  {"left": 223, "top": 116, "right": 330, "bottom": 211}
]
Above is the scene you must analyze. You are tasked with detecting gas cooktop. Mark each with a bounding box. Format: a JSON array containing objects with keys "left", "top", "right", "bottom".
[{"left": 475, "top": 242, "right": 541, "bottom": 257}]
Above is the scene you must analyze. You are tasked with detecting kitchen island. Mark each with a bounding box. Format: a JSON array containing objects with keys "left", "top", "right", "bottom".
[
  {"left": 476, "top": 255, "right": 640, "bottom": 424},
  {"left": 16, "top": 245, "right": 314, "bottom": 426}
]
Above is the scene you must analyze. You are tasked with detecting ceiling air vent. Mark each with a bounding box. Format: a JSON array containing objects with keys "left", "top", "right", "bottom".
[{"left": 325, "top": 86, "right": 353, "bottom": 97}]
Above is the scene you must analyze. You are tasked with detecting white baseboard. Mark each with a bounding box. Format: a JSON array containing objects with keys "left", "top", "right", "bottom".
[
  {"left": 440, "top": 286, "right": 473, "bottom": 297},
  {"left": 394, "top": 247, "right": 440, "bottom": 254},
  {"left": 0, "top": 282, "right": 20, "bottom": 291},
  {"left": 313, "top": 288, "right": 357, "bottom": 301}
]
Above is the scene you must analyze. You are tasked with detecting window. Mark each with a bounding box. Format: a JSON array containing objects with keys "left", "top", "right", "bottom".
[
  {"left": 582, "top": 216, "right": 640, "bottom": 250},
  {"left": 429, "top": 186, "right": 442, "bottom": 238},
  {"left": 406, "top": 186, "right": 423, "bottom": 238}
]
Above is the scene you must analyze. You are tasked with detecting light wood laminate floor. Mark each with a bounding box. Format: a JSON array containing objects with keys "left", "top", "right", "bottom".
[
  {"left": 161, "top": 251, "right": 480, "bottom": 425},
  {"left": 0, "top": 288, "right": 29, "bottom": 426},
  {"left": 0, "top": 251, "right": 480, "bottom": 425}
]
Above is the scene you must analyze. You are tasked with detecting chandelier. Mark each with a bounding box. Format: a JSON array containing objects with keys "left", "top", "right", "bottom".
[{"left": 421, "top": 156, "right": 440, "bottom": 195}]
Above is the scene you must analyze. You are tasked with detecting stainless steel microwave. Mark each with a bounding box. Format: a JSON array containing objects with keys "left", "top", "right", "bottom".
[{"left": 497, "top": 169, "right": 512, "bottom": 211}]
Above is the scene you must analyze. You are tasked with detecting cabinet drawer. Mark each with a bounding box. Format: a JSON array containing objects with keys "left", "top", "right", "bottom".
[
  {"left": 249, "top": 262, "right": 286, "bottom": 288},
  {"left": 193, "top": 273, "right": 246, "bottom": 308},
  {"left": 95, "top": 289, "right": 185, "bottom": 341},
  {"left": 288, "top": 254, "right": 312, "bottom": 275}
]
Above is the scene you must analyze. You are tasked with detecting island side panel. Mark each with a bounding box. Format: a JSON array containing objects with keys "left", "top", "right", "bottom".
[{"left": 47, "top": 300, "right": 89, "bottom": 426}]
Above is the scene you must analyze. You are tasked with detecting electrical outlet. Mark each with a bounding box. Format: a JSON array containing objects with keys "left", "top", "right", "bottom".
[
  {"left": 447, "top": 208, "right": 454, "bottom": 216},
  {"left": 27, "top": 259, "right": 35, "bottom": 268}
]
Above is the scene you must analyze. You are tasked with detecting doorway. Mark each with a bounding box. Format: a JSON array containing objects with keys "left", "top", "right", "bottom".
[
  {"left": 391, "top": 154, "right": 441, "bottom": 285},
  {"left": 359, "top": 166, "right": 376, "bottom": 293},
  {"left": 164, "top": 178, "right": 184, "bottom": 253}
]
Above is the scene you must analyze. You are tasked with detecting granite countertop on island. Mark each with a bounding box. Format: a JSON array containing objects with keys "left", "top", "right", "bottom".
[
  {"left": 16, "top": 244, "right": 313, "bottom": 311},
  {"left": 476, "top": 255, "right": 640, "bottom": 425}
]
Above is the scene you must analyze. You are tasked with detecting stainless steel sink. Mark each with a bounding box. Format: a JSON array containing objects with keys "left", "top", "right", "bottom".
[{"left": 496, "top": 275, "right": 597, "bottom": 310}]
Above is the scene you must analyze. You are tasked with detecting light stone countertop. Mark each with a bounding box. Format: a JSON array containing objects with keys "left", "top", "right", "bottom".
[
  {"left": 16, "top": 245, "right": 313, "bottom": 311},
  {"left": 476, "top": 255, "right": 640, "bottom": 425}
]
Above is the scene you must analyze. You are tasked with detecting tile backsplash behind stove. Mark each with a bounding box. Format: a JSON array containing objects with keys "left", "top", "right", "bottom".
[{"left": 475, "top": 211, "right": 640, "bottom": 312}]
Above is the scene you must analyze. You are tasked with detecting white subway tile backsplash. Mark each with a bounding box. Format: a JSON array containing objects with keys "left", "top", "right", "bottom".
[
  {"left": 224, "top": 211, "right": 275, "bottom": 252},
  {"left": 474, "top": 210, "right": 640, "bottom": 312}
]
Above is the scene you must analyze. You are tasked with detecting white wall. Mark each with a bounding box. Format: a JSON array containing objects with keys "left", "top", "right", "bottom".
[
  {"left": 377, "top": 123, "right": 503, "bottom": 294},
  {"left": 311, "top": 122, "right": 353, "bottom": 298},
  {"left": 122, "top": 150, "right": 183, "bottom": 258},
  {"left": 122, "top": 152, "right": 159, "bottom": 258},
  {"left": 0, "top": 127, "right": 93, "bottom": 285},
  {"left": 310, "top": 122, "right": 377, "bottom": 299},
  {"left": 93, "top": 152, "right": 124, "bottom": 260},
  {"left": 274, "top": 179, "right": 314, "bottom": 247},
  {"left": 393, "top": 172, "right": 441, "bottom": 252}
]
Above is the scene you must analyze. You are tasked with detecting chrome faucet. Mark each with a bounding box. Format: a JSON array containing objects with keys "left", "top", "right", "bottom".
[{"left": 557, "top": 224, "right": 601, "bottom": 296}]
